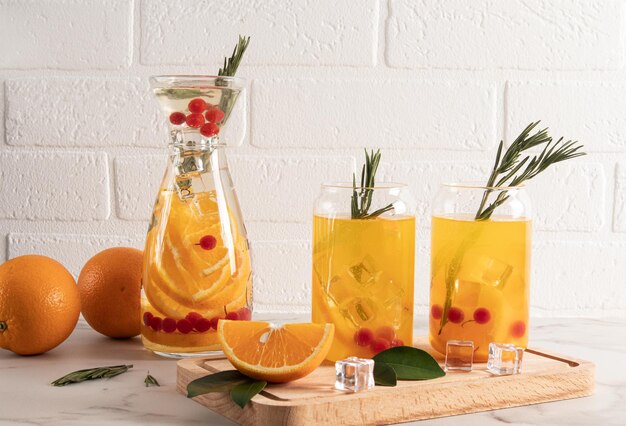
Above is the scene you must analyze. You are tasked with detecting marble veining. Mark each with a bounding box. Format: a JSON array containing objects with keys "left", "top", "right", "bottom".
[{"left": 1, "top": 317, "right": 624, "bottom": 425}]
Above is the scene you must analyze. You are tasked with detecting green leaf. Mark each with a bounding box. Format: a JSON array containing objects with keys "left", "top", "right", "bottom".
[
  {"left": 187, "top": 370, "right": 248, "bottom": 398},
  {"left": 230, "top": 380, "right": 267, "bottom": 408},
  {"left": 373, "top": 347, "right": 445, "bottom": 380},
  {"left": 373, "top": 361, "right": 397, "bottom": 386}
]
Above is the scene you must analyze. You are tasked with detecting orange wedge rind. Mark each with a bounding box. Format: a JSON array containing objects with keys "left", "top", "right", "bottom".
[{"left": 218, "top": 320, "right": 334, "bottom": 383}]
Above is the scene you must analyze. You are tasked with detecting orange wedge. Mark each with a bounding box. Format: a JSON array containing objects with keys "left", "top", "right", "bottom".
[{"left": 217, "top": 320, "right": 335, "bottom": 383}]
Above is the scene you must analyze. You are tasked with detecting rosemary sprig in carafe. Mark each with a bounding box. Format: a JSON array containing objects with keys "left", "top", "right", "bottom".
[
  {"left": 218, "top": 35, "right": 251, "bottom": 77},
  {"left": 158, "top": 35, "right": 251, "bottom": 121},
  {"left": 169, "top": 36, "right": 251, "bottom": 187},
  {"left": 351, "top": 149, "right": 394, "bottom": 219},
  {"left": 438, "top": 122, "right": 586, "bottom": 334},
  {"left": 216, "top": 35, "right": 251, "bottom": 125}
]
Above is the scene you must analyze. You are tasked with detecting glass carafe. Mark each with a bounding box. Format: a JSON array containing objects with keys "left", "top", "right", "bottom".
[
  {"left": 141, "top": 76, "right": 252, "bottom": 357},
  {"left": 312, "top": 183, "right": 416, "bottom": 361},
  {"left": 429, "top": 184, "right": 531, "bottom": 362}
]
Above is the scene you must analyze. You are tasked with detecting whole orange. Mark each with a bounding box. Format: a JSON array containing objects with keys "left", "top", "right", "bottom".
[
  {"left": 0, "top": 255, "right": 80, "bottom": 355},
  {"left": 77, "top": 247, "right": 143, "bottom": 339}
]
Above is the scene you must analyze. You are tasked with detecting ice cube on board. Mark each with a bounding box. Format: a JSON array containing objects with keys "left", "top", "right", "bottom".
[
  {"left": 445, "top": 340, "right": 474, "bottom": 372},
  {"left": 487, "top": 342, "right": 524, "bottom": 375},
  {"left": 335, "top": 357, "right": 375, "bottom": 392}
]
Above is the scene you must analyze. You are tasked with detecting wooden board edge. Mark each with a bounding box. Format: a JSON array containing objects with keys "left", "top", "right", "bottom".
[
  {"left": 525, "top": 347, "right": 588, "bottom": 367},
  {"left": 243, "top": 363, "right": 596, "bottom": 425},
  {"left": 177, "top": 357, "right": 596, "bottom": 408},
  {"left": 177, "top": 358, "right": 284, "bottom": 426},
  {"left": 176, "top": 353, "right": 596, "bottom": 426}
]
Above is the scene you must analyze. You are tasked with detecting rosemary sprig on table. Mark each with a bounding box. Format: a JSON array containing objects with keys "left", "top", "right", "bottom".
[
  {"left": 218, "top": 35, "right": 251, "bottom": 77},
  {"left": 351, "top": 149, "right": 394, "bottom": 219},
  {"left": 475, "top": 121, "right": 586, "bottom": 221},
  {"left": 145, "top": 372, "right": 160, "bottom": 387},
  {"left": 51, "top": 365, "right": 133, "bottom": 387}
]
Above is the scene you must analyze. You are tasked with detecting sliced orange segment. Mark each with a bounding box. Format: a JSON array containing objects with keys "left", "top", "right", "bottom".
[
  {"left": 191, "top": 251, "right": 250, "bottom": 305},
  {"left": 144, "top": 274, "right": 248, "bottom": 319},
  {"left": 218, "top": 320, "right": 334, "bottom": 383},
  {"left": 142, "top": 188, "right": 252, "bottom": 329}
]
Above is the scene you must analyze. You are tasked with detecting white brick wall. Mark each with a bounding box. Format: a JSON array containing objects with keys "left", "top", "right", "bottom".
[
  {"left": 8, "top": 233, "right": 145, "bottom": 276},
  {"left": 6, "top": 79, "right": 161, "bottom": 147},
  {"left": 507, "top": 81, "right": 626, "bottom": 152},
  {"left": 0, "top": 0, "right": 132, "bottom": 69},
  {"left": 0, "top": 151, "right": 109, "bottom": 220},
  {"left": 0, "top": 0, "right": 623, "bottom": 318},
  {"left": 140, "top": 0, "right": 378, "bottom": 66},
  {"left": 252, "top": 80, "right": 497, "bottom": 150},
  {"left": 230, "top": 155, "right": 354, "bottom": 223},
  {"left": 114, "top": 155, "right": 164, "bottom": 220},
  {"left": 614, "top": 163, "right": 626, "bottom": 232},
  {"left": 532, "top": 241, "right": 626, "bottom": 316},
  {"left": 250, "top": 241, "right": 312, "bottom": 311},
  {"left": 387, "top": 0, "right": 624, "bottom": 70}
]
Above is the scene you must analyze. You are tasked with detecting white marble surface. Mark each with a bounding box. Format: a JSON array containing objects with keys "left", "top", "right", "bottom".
[{"left": 1, "top": 317, "right": 624, "bottom": 425}]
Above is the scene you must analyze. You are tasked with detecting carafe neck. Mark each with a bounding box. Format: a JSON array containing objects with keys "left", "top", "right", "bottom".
[{"left": 169, "top": 135, "right": 228, "bottom": 176}]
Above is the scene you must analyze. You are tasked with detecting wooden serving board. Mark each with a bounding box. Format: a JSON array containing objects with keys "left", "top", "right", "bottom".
[{"left": 176, "top": 338, "right": 594, "bottom": 426}]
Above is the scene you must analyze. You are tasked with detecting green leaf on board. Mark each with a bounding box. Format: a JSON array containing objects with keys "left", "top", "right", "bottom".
[
  {"left": 373, "top": 361, "right": 397, "bottom": 386},
  {"left": 187, "top": 369, "right": 267, "bottom": 408},
  {"left": 186, "top": 370, "right": 249, "bottom": 398},
  {"left": 373, "top": 347, "right": 445, "bottom": 380},
  {"left": 230, "top": 380, "right": 267, "bottom": 408}
]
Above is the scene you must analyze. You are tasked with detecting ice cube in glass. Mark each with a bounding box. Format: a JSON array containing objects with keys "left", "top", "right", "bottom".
[
  {"left": 487, "top": 343, "right": 524, "bottom": 375},
  {"left": 445, "top": 340, "right": 474, "bottom": 372},
  {"left": 367, "top": 272, "right": 404, "bottom": 326},
  {"left": 348, "top": 255, "right": 381, "bottom": 287},
  {"left": 335, "top": 357, "right": 375, "bottom": 392},
  {"left": 459, "top": 254, "right": 513, "bottom": 290},
  {"left": 344, "top": 298, "right": 377, "bottom": 326},
  {"left": 326, "top": 274, "right": 354, "bottom": 307}
]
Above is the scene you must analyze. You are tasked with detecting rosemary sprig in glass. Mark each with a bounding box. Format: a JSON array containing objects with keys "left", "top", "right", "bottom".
[
  {"left": 438, "top": 121, "right": 586, "bottom": 334},
  {"left": 351, "top": 149, "right": 394, "bottom": 219},
  {"left": 51, "top": 364, "right": 133, "bottom": 387},
  {"left": 475, "top": 121, "right": 586, "bottom": 220}
]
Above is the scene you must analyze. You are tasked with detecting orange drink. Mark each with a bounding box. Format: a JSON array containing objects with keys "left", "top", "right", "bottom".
[
  {"left": 312, "top": 214, "right": 415, "bottom": 361},
  {"left": 141, "top": 187, "right": 251, "bottom": 355},
  {"left": 429, "top": 214, "right": 530, "bottom": 362}
]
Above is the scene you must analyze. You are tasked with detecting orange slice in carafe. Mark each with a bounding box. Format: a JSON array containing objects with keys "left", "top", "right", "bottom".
[{"left": 143, "top": 189, "right": 251, "bottom": 319}]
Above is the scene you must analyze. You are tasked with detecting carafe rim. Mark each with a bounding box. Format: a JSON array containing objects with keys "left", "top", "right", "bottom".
[{"left": 150, "top": 75, "right": 246, "bottom": 89}]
